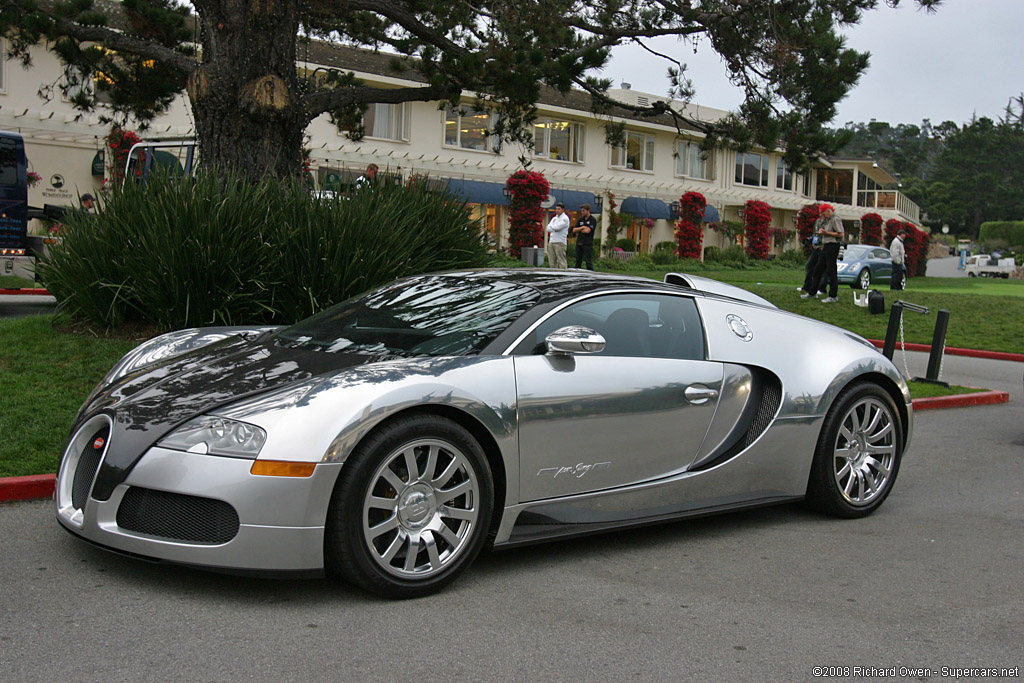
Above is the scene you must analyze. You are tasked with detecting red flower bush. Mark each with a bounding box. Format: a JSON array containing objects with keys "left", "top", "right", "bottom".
[
  {"left": 674, "top": 191, "right": 706, "bottom": 259},
  {"left": 796, "top": 204, "right": 821, "bottom": 255},
  {"left": 860, "top": 213, "right": 884, "bottom": 246},
  {"left": 106, "top": 126, "right": 143, "bottom": 188},
  {"left": 743, "top": 200, "right": 772, "bottom": 260},
  {"left": 505, "top": 170, "right": 550, "bottom": 258}
]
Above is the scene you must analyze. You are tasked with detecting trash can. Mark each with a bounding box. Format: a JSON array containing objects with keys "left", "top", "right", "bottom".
[{"left": 521, "top": 246, "right": 545, "bottom": 267}]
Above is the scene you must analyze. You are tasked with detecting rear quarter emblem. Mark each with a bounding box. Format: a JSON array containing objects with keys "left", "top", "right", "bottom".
[{"left": 726, "top": 314, "right": 753, "bottom": 341}]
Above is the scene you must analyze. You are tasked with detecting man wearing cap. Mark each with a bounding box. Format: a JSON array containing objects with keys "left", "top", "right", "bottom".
[
  {"left": 890, "top": 228, "right": 907, "bottom": 290},
  {"left": 80, "top": 193, "right": 97, "bottom": 215},
  {"left": 801, "top": 203, "right": 844, "bottom": 303}
]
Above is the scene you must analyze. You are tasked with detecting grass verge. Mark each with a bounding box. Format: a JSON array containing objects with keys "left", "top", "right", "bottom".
[{"left": 0, "top": 316, "right": 136, "bottom": 478}]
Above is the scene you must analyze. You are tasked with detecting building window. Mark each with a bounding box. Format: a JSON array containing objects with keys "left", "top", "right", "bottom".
[
  {"left": 776, "top": 159, "right": 794, "bottom": 191},
  {"left": 816, "top": 168, "right": 853, "bottom": 205},
  {"left": 800, "top": 170, "right": 811, "bottom": 197},
  {"left": 533, "top": 119, "right": 584, "bottom": 162},
  {"left": 363, "top": 103, "right": 408, "bottom": 141},
  {"left": 445, "top": 108, "right": 497, "bottom": 152},
  {"left": 675, "top": 140, "right": 712, "bottom": 180},
  {"left": 735, "top": 152, "right": 769, "bottom": 187},
  {"left": 611, "top": 131, "right": 655, "bottom": 171}
]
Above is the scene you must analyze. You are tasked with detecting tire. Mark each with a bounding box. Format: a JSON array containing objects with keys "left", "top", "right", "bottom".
[
  {"left": 805, "top": 382, "right": 903, "bottom": 518},
  {"left": 856, "top": 269, "right": 871, "bottom": 290},
  {"left": 968, "top": 272, "right": 977, "bottom": 278},
  {"left": 325, "top": 414, "right": 493, "bottom": 598}
]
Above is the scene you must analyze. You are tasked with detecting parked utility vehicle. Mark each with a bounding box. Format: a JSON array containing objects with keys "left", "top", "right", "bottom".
[{"left": 964, "top": 254, "right": 1015, "bottom": 278}]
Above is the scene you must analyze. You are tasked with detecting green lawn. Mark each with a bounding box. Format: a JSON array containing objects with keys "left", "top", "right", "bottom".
[{"left": 0, "top": 316, "right": 136, "bottom": 477}]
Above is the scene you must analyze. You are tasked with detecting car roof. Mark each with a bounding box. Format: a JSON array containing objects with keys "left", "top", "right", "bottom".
[{"left": 429, "top": 268, "right": 681, "bottom": 302}]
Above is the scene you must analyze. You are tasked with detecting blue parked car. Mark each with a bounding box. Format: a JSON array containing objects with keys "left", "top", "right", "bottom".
[{"left": 836, "top": 244, "right": 903, "bottom": 289}]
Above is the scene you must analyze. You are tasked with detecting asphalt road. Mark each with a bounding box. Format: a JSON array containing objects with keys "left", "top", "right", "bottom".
[{"left": 2, "top": 361, "right": 1021, "bottom": 681}]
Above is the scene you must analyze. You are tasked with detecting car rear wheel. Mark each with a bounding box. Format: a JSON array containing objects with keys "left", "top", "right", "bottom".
[
  {"left": 805, "top": 382, "right": 903, "bottom": 518},
  {"left": 325, "top": 414, "right": 493, "bottom": 598},
  {"left": 857, "top": 269, "right": 871, "bottom": 289},
  {"left": 968, "top": 272, "right": 977, "bottom": 277}
]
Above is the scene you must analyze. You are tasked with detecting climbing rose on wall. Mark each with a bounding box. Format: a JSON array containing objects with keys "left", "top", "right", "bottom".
[
  {"left": 743, "top": 200, "right": 772, "bottom": 260},
  {"left": 674, "top": 191, "right": 706, "bottom": 260},
  {"left": 505, "top": 170, "right": 550, "bottom": 258},
  {"left": 860, "top": 212, "right": 884, "bottom": 246}
]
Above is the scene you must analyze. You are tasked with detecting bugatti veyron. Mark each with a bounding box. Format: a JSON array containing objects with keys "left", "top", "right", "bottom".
[{"left": 56, "top": 269, "right": 913, "bottom": 598}]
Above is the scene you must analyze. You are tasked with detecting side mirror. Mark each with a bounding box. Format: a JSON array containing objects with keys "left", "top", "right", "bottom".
[{"left": 545, "top": 326, "right": 605, "bottom": 355}]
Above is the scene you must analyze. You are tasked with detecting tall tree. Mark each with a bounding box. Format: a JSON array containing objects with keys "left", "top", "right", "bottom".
[{"left": 2, "top": 0, "right": 942, "bottom": 180}]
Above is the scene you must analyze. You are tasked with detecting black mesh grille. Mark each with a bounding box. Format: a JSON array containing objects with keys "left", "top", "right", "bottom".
[
  {"left": 736, "top": 377, "right": 782, "bottom": 451},
  {"left": 71, "top": 426, "right": 109, "bottom": 510},
  {"left": 116, "top": 487, "right": 240, "bottom": 544}
]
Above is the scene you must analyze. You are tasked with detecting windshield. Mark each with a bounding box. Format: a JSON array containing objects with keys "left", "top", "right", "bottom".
[
  {"left": 274, "top": 275, "right": 539, "bottom": 356},
  {"left": 842, "top": 245, "right": 872, "bottom": 261}
]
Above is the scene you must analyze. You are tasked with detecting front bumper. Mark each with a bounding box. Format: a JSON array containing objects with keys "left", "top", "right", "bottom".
[{"left": 56, "top": 439, "right": 343, "bottom": 574}]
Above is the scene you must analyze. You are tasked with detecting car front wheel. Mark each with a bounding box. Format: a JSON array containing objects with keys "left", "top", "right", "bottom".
[
  {"left": 806, "top": 382, "right": 903, "bottom": 518},
  {"left": 325, "top": 414, "right": 493, "bottom": 598},
  {"left": 857, "top": 269, "right": 871, "bottom": 289}
]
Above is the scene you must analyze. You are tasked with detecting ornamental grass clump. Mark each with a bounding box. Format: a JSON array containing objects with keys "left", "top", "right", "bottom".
[{"left": 40, "top": 168, "right": 488, "bottom": 330}]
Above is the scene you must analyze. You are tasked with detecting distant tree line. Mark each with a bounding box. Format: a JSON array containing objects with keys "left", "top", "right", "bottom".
[{"left": 835, "top": 94, "right": 1024, "bottom": 237}]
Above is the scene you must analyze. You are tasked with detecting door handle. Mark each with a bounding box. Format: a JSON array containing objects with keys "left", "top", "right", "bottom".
[{"left": 684, "top": 385, "right": 719, "bottom": 404}]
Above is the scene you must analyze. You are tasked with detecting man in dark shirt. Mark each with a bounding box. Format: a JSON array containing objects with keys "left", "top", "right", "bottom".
[{"left": 572, "top": 203, "right": 598, "bottom": 270}]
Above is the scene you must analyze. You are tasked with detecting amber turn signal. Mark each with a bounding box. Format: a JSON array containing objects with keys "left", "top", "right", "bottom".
[{"left": 250, "top": 460, "right": 316, "bottom": 477}]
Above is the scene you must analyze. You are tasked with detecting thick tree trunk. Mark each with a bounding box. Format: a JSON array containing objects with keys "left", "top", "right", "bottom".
[{"left": 187, "top": 0, "right": 307, "bottom": 181}]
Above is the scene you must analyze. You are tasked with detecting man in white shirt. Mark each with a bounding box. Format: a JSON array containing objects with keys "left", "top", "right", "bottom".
[
  {"left": 890, "top": 228, "right": 907, "bottom": 290},
  {"left": 545, "top": 203, "right": 570, "bottom": 268}
]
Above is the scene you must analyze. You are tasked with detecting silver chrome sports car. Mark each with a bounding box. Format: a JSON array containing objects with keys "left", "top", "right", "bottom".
[{"left": 56, "top": 269, "right": 913, "bottom": 598}]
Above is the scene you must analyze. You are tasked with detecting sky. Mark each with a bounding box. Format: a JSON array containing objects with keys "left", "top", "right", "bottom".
[{"left": 605, "top": 0, "right": 1024, "bottom": 128}]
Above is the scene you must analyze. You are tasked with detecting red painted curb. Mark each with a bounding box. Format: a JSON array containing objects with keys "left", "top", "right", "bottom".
[
  {"left": 868, "top": 340, "right": 1024, "bottom": 363},
  {"left": 0, "top": 288, "right": 51, "bottom": 296},
  {"left": 0, "top": 474, "right": 55, "bottom": 503},
  {"left": 912, "top": 390, "right": 1010, "bottom": 411}
]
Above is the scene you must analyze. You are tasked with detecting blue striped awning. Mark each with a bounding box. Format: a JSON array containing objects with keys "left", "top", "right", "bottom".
[
  {"left": 445, "top": 179, "right": 509, "bottom": 206},
  {"left": 549, "top": 188, "right": 602, "bottom": 215},
  {"left": 620, "top": 197, "right": 671, "bottom": 220}
]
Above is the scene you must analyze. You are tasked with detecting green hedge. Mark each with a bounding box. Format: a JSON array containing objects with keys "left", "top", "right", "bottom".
[
  {"left": 979, "top": 221, "right": 1024, "bottom": 250},
  {"left": 40, "top": 169, "right": 489, "bottom": 330}
]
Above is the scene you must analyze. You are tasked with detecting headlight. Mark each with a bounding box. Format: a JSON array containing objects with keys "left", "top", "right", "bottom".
[{"left": 158, "top": 416, "right": 267, "bottom": 458}]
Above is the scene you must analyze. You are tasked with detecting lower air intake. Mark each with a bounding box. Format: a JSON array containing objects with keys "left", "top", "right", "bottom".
[{"left": 116, "top": 487, "right": 240, "bottom": 544}]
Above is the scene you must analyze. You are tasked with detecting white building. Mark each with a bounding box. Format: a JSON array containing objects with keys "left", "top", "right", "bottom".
[{"left": 1, "top": 36, "right": 920, "bottom": 255}]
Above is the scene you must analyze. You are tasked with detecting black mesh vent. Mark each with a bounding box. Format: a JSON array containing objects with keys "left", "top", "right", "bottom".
[
  {"left": 71, "top": 426, "right": 109, "bottom": 510},
  {"left": 116, "top": 487, "right": 240, "bottom": 544},
  {"left": 735, "top": 377, "right": 782, "bottom": 451}
]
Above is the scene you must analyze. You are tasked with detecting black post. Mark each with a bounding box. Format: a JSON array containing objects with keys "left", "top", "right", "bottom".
[
  {"left": 916, "top": 309, "right": 951, "bottom": 386},
  {"left": 882, "top": 302, "right": 904, "bottom": 360}
]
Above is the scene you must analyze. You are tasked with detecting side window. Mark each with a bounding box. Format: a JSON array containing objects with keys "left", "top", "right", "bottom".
[{"left": 517, "top": 294, "right": 705, "bottom": 360}]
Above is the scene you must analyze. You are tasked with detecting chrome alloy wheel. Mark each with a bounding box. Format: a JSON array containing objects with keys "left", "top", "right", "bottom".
[
  {"left": 831, "top": 396, "right": 897, "bottom": 506},
  {"left": 858, "top": 269, "right": 872, "bottom": 289},
  {"left": 362, "top": 438, "right": 480, "bottom": 579}
]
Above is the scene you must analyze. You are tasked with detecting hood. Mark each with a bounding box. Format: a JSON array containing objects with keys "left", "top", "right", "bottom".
[{"left": 86, "top": 334, "right": 384, "bottom": 501}]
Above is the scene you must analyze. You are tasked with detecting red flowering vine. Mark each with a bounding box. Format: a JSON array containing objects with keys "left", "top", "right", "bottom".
[
  {"left": 674, "top": 191, "right": 706, "bottom": 259},
  {"left": 505, "top": 170, "right": 550, "bottom": 258},
  {"left": 860, "top": 212, "right": 884, "bottom": 246},
  {"left": 106, "top": 126, "right": 143, "bottom": 188},
  {"left": 796, "top": 204, "right": 821, "bottom": 255},
  {"left": 743, "top": 200, "right": 772, "bottom": 260}
]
